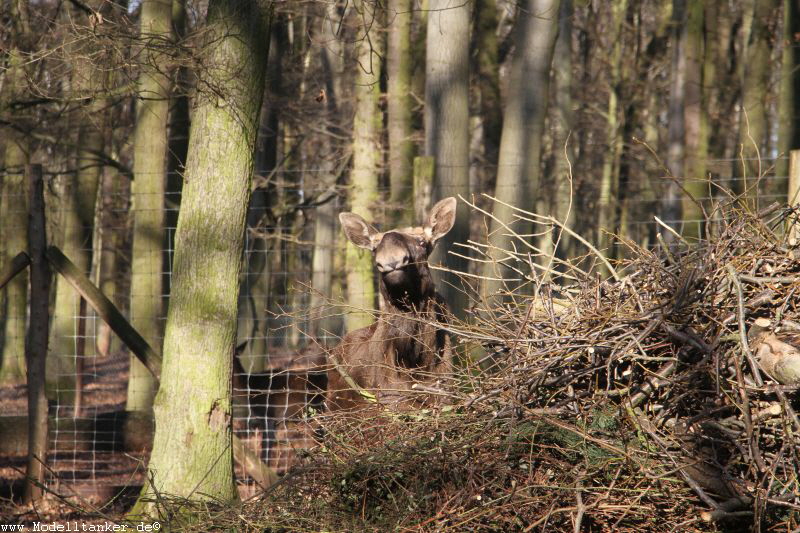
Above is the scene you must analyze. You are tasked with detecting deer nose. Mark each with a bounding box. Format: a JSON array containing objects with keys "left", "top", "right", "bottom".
[{"left": 377, "top": 256, "right": 410, "bottom": 273}]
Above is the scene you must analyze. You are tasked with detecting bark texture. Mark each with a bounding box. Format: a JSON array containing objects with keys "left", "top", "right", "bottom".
[
  {"left": 126, "top": 0, "right": 172, "bottom": 413},
  {"left": 481, "top": 0, "right": 561, "bottom": 299},
  {"left": 778, "top": 0, "right": 800, "bottom": 181},
  {"left": 597, "top": 0, "right": 627, "bottom": 253},
  {"left": 345, "top": 0, "right": 382, "bottom": 332},
  {"left": 663, "top": 0, "right": 686, "bottom": 238},
  {"left": 736, "top": 0, "right": 780, "bottom": 199},
  {"left": 425, "top": 0, "right": 472, "bottom": 317},
  {"left": 387, "top": 0, "right": 415, "bottom": 226},
  {"left": 0, "top": 102, "right": 29, "bottom": 383},
  {"left": 47, "top": 3, "right": 105, "bottom": 402},
  {"left": 131, "top": 0, "right": 269, "bottom": 512}
]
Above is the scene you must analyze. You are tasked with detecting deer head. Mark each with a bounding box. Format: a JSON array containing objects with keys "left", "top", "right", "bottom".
[{"left": 339, "top": 197, "right": 457, "bottom": 308}]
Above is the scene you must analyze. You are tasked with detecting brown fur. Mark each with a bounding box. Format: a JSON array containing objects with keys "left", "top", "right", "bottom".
[{"left": 327, "top": 198, "right": 457, "bottom": 410}]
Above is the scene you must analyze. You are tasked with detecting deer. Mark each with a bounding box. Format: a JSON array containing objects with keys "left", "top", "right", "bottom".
[{"left": 326, "top": 197, "right": 457, "bottom": 411}]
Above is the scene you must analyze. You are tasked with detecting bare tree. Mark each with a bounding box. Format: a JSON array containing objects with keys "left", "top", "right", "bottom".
[
  {"left": 387, "top": 0, "right": 415, "bottom": 226},
  {"left": 345, "top": 0, "right": 383, "bottom": 332},
  {"left": 778, "top": 0, "right": 800, "bottom": 184},
  {"left": 481, "top": 0, "right": 561, "bottom": 299},
  {"left": 130, "top": 0, "right": 270, "bottom": 513},
  {"left": 0, "top": 7, "right": 30, "bottom": 382},
  {"left": 425, "top": 0, "right": 471, "bottom": 317},
  {"left": 126, "top": 0, "right": 174, "bottom": 414},
  {"left": 663, "top": 0, "right": 686, "bottom": 238}
]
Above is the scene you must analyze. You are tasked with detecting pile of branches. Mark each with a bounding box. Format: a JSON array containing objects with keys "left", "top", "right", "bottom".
[
  {"left": 233, "top": 202, "right": 800, "bottom": 531},
  {"left": 458, "top": 201, "right": 800, "bottom": 528}
]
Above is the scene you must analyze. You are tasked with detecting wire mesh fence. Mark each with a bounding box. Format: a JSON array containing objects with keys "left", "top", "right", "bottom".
[{"left": 0, "top": 156, "right": 794, "bottom": 504}]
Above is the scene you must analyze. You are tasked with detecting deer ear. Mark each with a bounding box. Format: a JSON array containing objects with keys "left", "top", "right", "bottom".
[
  {"left": 339, "top": 212, "right": 377, "bottom": 250},
  {"left": 424, "top": 197, "right": 457, "bottom": 244}
]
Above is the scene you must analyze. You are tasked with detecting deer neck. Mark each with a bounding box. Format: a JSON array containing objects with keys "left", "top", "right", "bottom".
[
  {"left": 378, "top": 266, "right": 437, "bottom": 312},
  {"left": 377, "top": 293, "right": 445, "bottom": 369}
]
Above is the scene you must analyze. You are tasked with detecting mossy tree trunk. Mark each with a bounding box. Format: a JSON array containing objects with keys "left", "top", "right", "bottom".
[
  {"left": 480, "top": 0, "right": 561, "bottom": 300},
  {"left": 735, "top": 0, "right": 780, "bottom": 201},
  {"left": 425, "top": 0, "right": 471, "bottom": 317},
  {"left": 0, "top": 46, "right": 30, "bottom": 384},
  {"left": 778, "top": 0, "right": 800, "bottom": 184},
  {"left": 47, "top": 2, "right": 105, "bottom": 404},
  {"left": 126, "top": 0, "right": 173, "bottom": 414},
  {"left": 387, "top": 0, "right": 415, "bottom": 226},
  {"left": 310, "top": 4, "right": 345, "bottom": 343},
  {"left": 597, "top": 0, "right": 627, "bottom": 254},
  {"left": 131, "top": 0, "right": 269, "bottom": 513},
  {"left": 345, "top": 0, "right": 382, "bottom": 332},
  {"left": 682, "top": 0, "right": 705, "bottom": 240}
]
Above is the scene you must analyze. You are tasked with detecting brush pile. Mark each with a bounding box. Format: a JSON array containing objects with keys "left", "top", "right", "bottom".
[{"left": 242, "top": 202, "right": 800, "bottom": 532}]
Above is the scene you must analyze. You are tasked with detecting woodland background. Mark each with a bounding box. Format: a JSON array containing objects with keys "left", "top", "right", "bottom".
[
  {"left": 3, "top": 0, "right": 797, "bottom": 379},
  {"left": 2, "top": 0, "right": 800, "bottom": 528}
]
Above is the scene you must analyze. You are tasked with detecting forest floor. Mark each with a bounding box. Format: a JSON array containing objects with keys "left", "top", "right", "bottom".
[{"left": 0, "top": 349, "right": 146, "bottom": 522}]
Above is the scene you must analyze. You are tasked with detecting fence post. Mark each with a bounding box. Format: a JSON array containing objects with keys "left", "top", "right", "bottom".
[
  {"left": 24, "top": 164, "right": 51, "bottom": 504},
  {"left": 790, "top": 150, "right": 800, "bottom": 245},
  {"left": 790, "top": 150, "right": 800, "bottom": 205}
]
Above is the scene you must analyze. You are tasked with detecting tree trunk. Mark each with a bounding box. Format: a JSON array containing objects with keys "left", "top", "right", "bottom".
[
  {"left": 597, "top": 0, "right": 627, "bottom": 254},
  {"left": 0, "top": 140, "right": 29, "bottom": 384},
  {"left": 267, "top": 19, "right": 301, "bottom": 351},
  {"left": 425, "top": 0, "right": 471, "bottom": 317},
  {"left": 736, "top": 0, "right": 779, "bottom": 201},
  {"left": 708, "top": 1, "right": 739, "bottom": 168},
  {"left": 663, "top": 0, "right": 686, "bottom": 239},
  {"left": 345, "top": 0, "right": 383, "bottom": 332},
  {"left": 472, "top": 0, "right": 502, "bottom": 172},
  {"left": 682, "top": 0, "right": 705, "bottom": 240},
  {"left": 47, "top": 4, "right": 105, "bottom": 404},
  {"left": 480, "top": 0, "right": 561, "bottom": 300},
  {"left": 310, "top": 196, "right": 339, "bottom": 342},
  {"left": 236, "top": 188, "right": 270, "bottom": 372},
  {"left": 126, "top": 0, "right": 172, "bottom": 414},
  {"left": 165, "top": 0, "right": 190, "bottom": 301},
  {"left": 47, "top": 176, "right": 100, "bottom": 403},
  {"left": 777, "top": 0, "right": 800, "bottom": 182},
  {"left": 469, "top": 0, "right": 502, "bottom": 243},
  {"left": 387, "top": 0, "right": 415, "bottom": 226},
  {"left": 239, "top": 20, "right": 283, "bottom": 368},
  {"left": 94, "top": 173, "right": 122, "bottom": 358},
  {"left": 310, "top": 4, "right": 345, "bottom": 343},
  {"left": 551, "top": 0, "right": 576, "bottom": 261},
  {"left": 130, "top": 0, "right": 269, "bottom": 513},
  {"left": 0, "top": 47, "right": 29, "bottom": 383}
]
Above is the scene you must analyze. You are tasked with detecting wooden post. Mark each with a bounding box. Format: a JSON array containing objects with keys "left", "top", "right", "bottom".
[
  {"left": 413, "top": 156, "right": 434, "bottom": 222},
  {"left": 43, "top": 246, "right": 278, "bottom": 486},
  {"left": 45, "top": 246, "right": 163, "bottom": 378},
  {"left": 24, "top": 164, "right": 50, "bottom": 504},
  {"left": 0, "top": 252, "right": 30, "bottom": 290},
  {"left": 789, "top": 150, "right": 800, "bottom": 245},
  {"left": 789, "top": 150, "right": 800, "bottom": 205}
]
